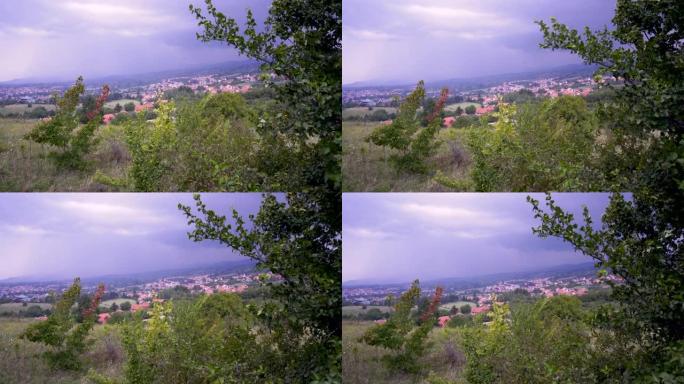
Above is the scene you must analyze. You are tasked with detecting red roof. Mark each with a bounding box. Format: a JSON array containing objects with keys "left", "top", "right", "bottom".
[
  {"left": 374, "top": 319, "right": 387, "bottom": 325},
  {"left": 131, "top": 302, "right": 150, "bottom": 312},
  {"left": 443, "top": 116, "right": 456, "bottom": 127},
  {"left": 438, "top": 315, "right": 451, "bottom": 327},
  {"left": 98, "top": 313, "right": 111, "bottom": 324},
  {"left": 471, "top": 305, "right": 491, "bottom": 314}
]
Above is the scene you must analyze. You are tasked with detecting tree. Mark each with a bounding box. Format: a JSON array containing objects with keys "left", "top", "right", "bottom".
[
  {"left": 124, "top": 102, "right": 135, "bottom": 112},
  {"left": 467, "top": 96, "right": 599, "bottom": 191},
  {"left": 455, "top": 106, "right": 464, "bottom": 116},
  {"left": 114, "top": 103, "right": 122, "bottom": 113},
  {"left": 449, "top": 305, "right": 459, "bottom": 315},
  {"left": 367, "top": 81, "right": 446, "bottom": 173},
  {"left": 110, "top": 302, "right": 119, "bottom": 312},
  {"left": 25, "top": 77, "right": 109, "bottom": 169},
  {"left": 361, "top": 281, "right": 443, "bottom": 374},
  {"left": 460, "top": 304, "right": 472, "bottom": 315},
  {"left": 465, "top": 105, "right": 476, "bottom": 115},
  {"left": 190, "top": 0, "right": 341, "bottom": 192},
  {"left": 120, "top": 301, "right": 132, "bottom": 311},
  {"left": 530, "top": 1, "right": 684, "bottom": 379},
  {"left": 22, "top": 278, "right": 104, "bottom": 370},
  {"left": 179, "top": 192, "right": 341, "bottom": 382}
]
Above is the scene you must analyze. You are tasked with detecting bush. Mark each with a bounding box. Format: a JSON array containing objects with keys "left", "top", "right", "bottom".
[{"left": 467, "top": 96, "right": 600, "bottom": 191}]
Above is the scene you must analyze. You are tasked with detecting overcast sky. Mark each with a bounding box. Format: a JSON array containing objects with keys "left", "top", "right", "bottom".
[
  {"left": 343, "top": 193, "right": 612, "bottom": 283},
  {"left": 343, "top": 0, "right": 616, "bottom": 84},
  {"left": 0, "top": 0, "right": 271, "bottom": 82},
  {"left": 0, "top": 193, "right": 266, "bottom": 280}
]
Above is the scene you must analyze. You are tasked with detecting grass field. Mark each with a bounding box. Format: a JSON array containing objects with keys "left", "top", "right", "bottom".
[
  {"left": 342, "top": 305, "right": 393, "bottom": 316},
  {"left": 342, "top": 121, "right": 474, "bottom": 192},
  {"left": 0, "top": 118, "right": 130, "bottom": 191},
  {"left": 0, "top": 318, "right": 125, "bottom": 384},
  {"left": 444, "top": 102, "right": 480, "bottom": 112},
  {"left": 0, "top": 303, "right": 52, "bottom": 314},
  {"left": 342, "top": 107, "right": 397, "bottom": 119},
  {"left": 343, "top": 320, "right": 466, "bottom": 384},
  {"left": 104, "top": 99, "right": 140, "bottom": 109},
  {"left": 438, "top": 301, "right": 477, "bottom": 312},
  {"left": 100, "top": 298, "right": 136, "bottom": 307},
  {"left": 0, "top": 104, "right": 56, "bottom": 116}
]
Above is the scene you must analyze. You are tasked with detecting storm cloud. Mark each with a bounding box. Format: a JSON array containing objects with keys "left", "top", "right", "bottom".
[
  {"left": 0, "top": 0, "right": 271, "bottom": 82},
  {"left": 343, "top": 193, "right": 613, "bottom": 283},
  {"left": 0, "top": 193, "right": 265, "bottom": 280},
  {"left": 343, "top": 0, "right": 616, "bottom": 84}
]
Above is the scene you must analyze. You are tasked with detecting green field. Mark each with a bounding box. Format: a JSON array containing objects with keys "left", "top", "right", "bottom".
[
  {"left": 0, "top": 104, "right": 56, "bottom": 116},
  {"left": 438, "top": 301, "right": 477, "bottom": 312},
  {"left": 342, "top": 305, "right": 393, "bottom": 316},
  {"left": 342, "top": 107, "right": 397, "bottom": 119},
  {"left": 343, "top": 320, "right": 465, "bottom": 384},
  {"left": 0, "top": 118, "right": 129, "bottom": 191},
  {"left": 104, "top": 99, "right": 140, "bottom": 109},
  {"left": 100, "top": 298, "right": 136, "bottom": 307},
  {"left": 0, "top": 303, "right": 52, "bottom": 313},
  {"left": 342, "top": 121, "right": 474, "bottom": 192},
  {"left": 0, "top": 318, "right": 124, "bottom": 384},
  {"left": 444, "top": 102, "right": 480, "bottom": 112}
]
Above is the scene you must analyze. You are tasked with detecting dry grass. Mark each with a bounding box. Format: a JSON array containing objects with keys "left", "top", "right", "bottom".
[
  {"left": 342, "top": 320, "right": 467, "bottom": 384},
  {"left": 0, "top": 318, "right": 125, "bottom": 384},
  {"left": 342, "top": 121, "right": 473, "bottom": 192},
  {"left": 0, "top": 118, "right": 129, "bottom": 191}
]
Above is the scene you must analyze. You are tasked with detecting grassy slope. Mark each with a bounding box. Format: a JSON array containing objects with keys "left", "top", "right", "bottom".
[
  {"left": 342, "top": 305, "right": 393, "bottom": 316},
  {"left": 0, "top": 104, "right": 56, "bottom": 116},
  {"left": 342, "top": 107, "right": 398, "bottom": 120},
  {"left": 0, "top": 318, "right": 125, "bottom": 384},
  {"left": 0, "top": 118, "right": 129, "bottom": 191},
  {"left": 342, "top": 121, "right": 473, "bottom": 192},
  {"left": 343, "top": 320, "right": 466, "bottom": 384},
  {"left": 104, "top": 99, "right": 140, "bottom": 109},
  {"left": 444, "top": 102, "right": 480, "bottom": 112},
  {"left": 0, "top": 303, "right": 52, "bottom": 313},
  {"left": 100, "top": 298, "right": 136, "bottom": 307}
]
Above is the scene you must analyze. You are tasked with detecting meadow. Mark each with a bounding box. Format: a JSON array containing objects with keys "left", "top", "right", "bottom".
[
  {"left": 443, "top": 102, "right": 479, "bottom": 112},
  {"left": 0, "top": 303, "right": 52, "bottom": 313},
  {"left": 342, "top": 121, "right": 472, "bottom": 192},
  {"left": 103, "top": 99, "right": 140, "bottom": 109},
  {"left": 0, "top": 318, "right": 125, "bottom": 384},
  {"left": 342, "top": 320, "right": 466, "bottom": 384},
  {"left": 438, "top": 301, "right": 476, "bottom": 312},
  {"left": 342, "top": 107, "right": 397, "bottom": 120},
  {"left": 342, "top": 305, "right": 393, "bottom": 316},
  {"left": 0, "top": 104, "right": 56, "bottom": 116},
  {"left": 0, "top": 118, "right": 129, "bottom": 191}
]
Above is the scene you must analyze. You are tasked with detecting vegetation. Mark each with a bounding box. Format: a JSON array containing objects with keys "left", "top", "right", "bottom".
[{"left": 367, "top": 82, "right": 447, "bottom": 173}]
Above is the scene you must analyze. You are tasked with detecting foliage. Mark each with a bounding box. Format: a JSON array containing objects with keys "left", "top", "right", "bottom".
[
  {"left": 526, "top": 2, "right": 684, "bottom": 379},
  {"left": 361, "top": 281, "right": 443, "bottom": 374},
  {"left": 367, "top": 82, "right": 446, "bottom": 173},
  {"left": 179, "top": 192, "right": 341, "bottom": 382},
  {"left": 190, "top": 0, "right": 341, "bottom": 192},
  {"left": 467, "top": 96, "right": 600, "bottom": 191},
  {"left": 22, "top": 278, "right": 104, "bottom": 370},
  {"left": 121, "top": 294, "right": 273, "bottom": 384},
  {"left": 25, "top": 77, "right": 109, "bottom": 170},
  {"left": 464, "top": 105, "right": 476, "bottom": 115},
  {"left": 529, "top": 192, "right": 683, "bottom": 380},
  {"left": 461, "top": 298, "right": 597, "bottom": 384}
]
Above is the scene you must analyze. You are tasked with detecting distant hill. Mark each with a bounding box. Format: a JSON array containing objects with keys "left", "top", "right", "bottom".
[
  {"left": 0, "top": 60, "right": 261, "bottom": 88},
  {"left": 0, "top": 259, "right": 257, "bottom": 287},
  {"left": 343, "top": 63, "right": 598, "bottom": 90},
  {"left": 343, "top": 261, "right": 597, "bottom": 289}
]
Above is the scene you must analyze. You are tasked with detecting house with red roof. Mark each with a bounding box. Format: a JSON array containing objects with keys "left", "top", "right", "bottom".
[
  {"left": 131, "top": 302, "right": 150, "bottom": 312},
  {"left": 438, "top": 315, "right": 451, "bottom": 327},
  {"left": 471, "top": 305, "right": 491, "bottom": 315},
  {"left": 134, "top": 102, "right": 154, "bottom": 113},
  {"left": 98, "top": 313, "right": 111, "bottom": 324},
  {"left": 443, "top": 116, "right": 456, "bottom": 127},
  {"left": 102, "top": 114, "right": 115, "bottom": 124},
  {"left": 374, "top": 319, "right": 387, "bottom": 325}
]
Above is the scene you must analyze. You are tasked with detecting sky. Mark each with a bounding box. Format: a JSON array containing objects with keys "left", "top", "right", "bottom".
[
  {"left": 0, "top": 193, "right": 266, "bottom": 280},
  {"left": 343, "top": 193, "right": 613, "bottom": 283},
  {"left": 343, "top": 0, "right": 616, "bottom": 84},
  {"left": 0, "top": 0, "right": 271, "bottom": 82}
]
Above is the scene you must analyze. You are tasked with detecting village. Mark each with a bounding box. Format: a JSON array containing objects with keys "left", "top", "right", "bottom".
[
  {"left": 342, "top": 269, "right": 620, "bottom": 315},
  {"left": 0, "top": 268, "right": 279, "bottom": 324}
]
